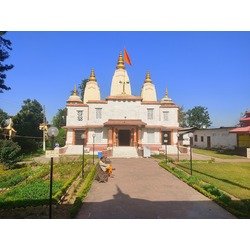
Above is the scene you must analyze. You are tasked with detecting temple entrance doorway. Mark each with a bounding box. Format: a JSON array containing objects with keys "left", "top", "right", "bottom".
[{"left": 118, "top": 130, "right": 131, "bottom": 146}]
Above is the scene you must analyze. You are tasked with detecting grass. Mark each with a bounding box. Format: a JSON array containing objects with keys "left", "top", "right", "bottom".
[
  {"left": 176, "top": 161, "right": 250, "bottom": 200},
  {"left": 159, "top": 160, "right": 250, "bottom": 218},
  {"left": 193, "top": 148, "right": 244, "bottom": 159}
]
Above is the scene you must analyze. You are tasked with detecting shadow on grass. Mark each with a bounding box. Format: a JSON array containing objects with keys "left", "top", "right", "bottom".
[{"left": 176, "top": 163, "right": 250, "bottom": 191}]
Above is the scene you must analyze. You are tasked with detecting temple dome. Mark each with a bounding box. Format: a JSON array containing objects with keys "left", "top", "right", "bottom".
[{"left": 67, "top": 86, "right": 82, "bottom": 103}]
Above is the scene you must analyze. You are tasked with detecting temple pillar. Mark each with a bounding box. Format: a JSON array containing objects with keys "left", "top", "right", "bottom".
[
  {"left": 133, "top": 128, "right": 137, "bottom": 146},
  {"left": 138, "top": 127, "right": 142, "bottom": 146},
  {"left": 72, "top": 129, "right": 76, "bottom": 145},
  {"left": 108, "top": 127, "right": 113, "bottom": 147},
  {"left": 112, "top": 128, "right": 116, "bottom": 146}
]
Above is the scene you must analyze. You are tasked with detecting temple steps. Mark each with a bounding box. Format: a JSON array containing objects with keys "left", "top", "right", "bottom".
[{"left": 112, "top": 146, "right": 138, "bottom": 158}]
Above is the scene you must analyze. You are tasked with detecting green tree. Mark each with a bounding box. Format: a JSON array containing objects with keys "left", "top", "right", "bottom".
[
  {"left": 55, "top": 128, "right": 66, "bottom": 147},
  {"left": 78, "top": 79, "right": 88, "bottom": 101},
  {"left": 186, "top": 106, "right": 212, "bottom": 128},
  {"left": 0, "top": 108, "right": 8, "bottom": 128},
  {"left": 13, "top": 99, "right": 43, "bottom": 153},
  {"left": 178, "top": 106, "right": 187, "bottom": 127},
  {"left": 52, "top": 108, "right": 67, "bottom": 147},
  {"left": 0, "top": 32, "right": 14, "bottom": 93},
  {"left": 52, "top": 108, "right": 67, "bottom": 128},
  {"left": 0, "top": 139, "right": 22, "bottom": 168}
]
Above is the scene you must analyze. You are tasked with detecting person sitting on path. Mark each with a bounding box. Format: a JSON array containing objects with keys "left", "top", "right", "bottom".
[{"left": 99, "top": 156, "right": 114, "bottom": 176}]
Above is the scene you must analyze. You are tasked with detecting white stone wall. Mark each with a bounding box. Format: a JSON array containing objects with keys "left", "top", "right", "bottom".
[
  {"left": 66, "top": 106, "right": 88, "bottom": 126},
  {"left": 193, "top": 128, "right": 237, "bottom": 149},
  {"left": 88, "top": 128, "right": 108, "bottom": 144},
  {"left": 66, "top": 129, "right": 74, "bottom": 145},
  {"left": 66, "top": 101, "right": 179, "bottom": 128}
]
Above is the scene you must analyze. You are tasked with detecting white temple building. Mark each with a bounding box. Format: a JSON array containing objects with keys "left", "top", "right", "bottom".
[{"left": 62, "top": 52, "right": 179, "bottom": 157}]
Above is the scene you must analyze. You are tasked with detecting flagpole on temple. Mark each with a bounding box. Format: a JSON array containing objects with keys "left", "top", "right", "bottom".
[{"left": 123, "top": 48, "right": 132, "bottom": 95}]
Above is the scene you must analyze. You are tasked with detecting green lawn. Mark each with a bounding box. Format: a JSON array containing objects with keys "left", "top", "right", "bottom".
[
  {"left": 176, "top": 161, "right": 250, "bottom": 200},
  {"left": 193, "top": 148, "right": 244, "bottom": 159}
]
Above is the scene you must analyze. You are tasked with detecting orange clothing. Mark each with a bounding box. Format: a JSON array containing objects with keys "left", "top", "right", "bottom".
[{"left": 106, "top": 164, "right": 113, "bottom": 175}]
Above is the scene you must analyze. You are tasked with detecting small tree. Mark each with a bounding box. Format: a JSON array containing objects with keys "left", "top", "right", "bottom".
[
  {"left": 186, "top": 106, "right": 212, "bottom": 128},
  {"left": 0, "top": 139, "right": 22, "bottom": 168}
]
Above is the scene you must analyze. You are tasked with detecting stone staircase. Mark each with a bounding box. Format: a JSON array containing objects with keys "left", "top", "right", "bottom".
[{"left": 112, "top": 146, "right": 138, "bottom": 158}]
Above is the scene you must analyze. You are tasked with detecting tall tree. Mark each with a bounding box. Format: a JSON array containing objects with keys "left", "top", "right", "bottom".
[
  {"left": 186, "top": 106, "right": 212, "bottom": 128},
  {"left": 13, "top": 99, "right": 43, "bottom": 153},
  {"left": 0, "top": 108, "right": 8, "bottom": 128},
  {"left": 178, "top": 106, "right": 187, "bottom": 127},
  {"left": 52, "top": 108, "right": 67, "bottom": 128},
  {"left": 0, "top": 32, "right": 14, "bottom": 93}
]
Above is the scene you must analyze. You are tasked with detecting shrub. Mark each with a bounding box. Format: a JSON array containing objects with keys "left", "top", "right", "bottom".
[{"left": 0, "top": 140, "right": 23, "bottom": 168}]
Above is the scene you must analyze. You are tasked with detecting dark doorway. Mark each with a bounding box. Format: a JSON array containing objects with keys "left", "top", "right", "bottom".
[
  {"left": 118, "top": 130, "right": 130, "bottom": 146},
  {"left": 207, "top": 136, "right": 211, "bottom": 148}
]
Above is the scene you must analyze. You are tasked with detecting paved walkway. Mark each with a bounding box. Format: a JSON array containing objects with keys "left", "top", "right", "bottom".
[{"left": 77, "top": 158, "right": 235, "bottom": 219}]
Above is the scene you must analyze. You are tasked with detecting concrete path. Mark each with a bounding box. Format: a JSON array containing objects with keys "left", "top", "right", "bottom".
[{"left": 77, "top": 158, "right": 235, "bottom": 219}]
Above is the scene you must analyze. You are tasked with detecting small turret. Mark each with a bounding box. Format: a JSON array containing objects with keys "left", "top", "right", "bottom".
[
  {"left": 67, "top": 85, "right": 82, "bottom": 104},
  {"left": 83, "top": 69, "right": 101, "bottom": 103},
  {"left": 141, "top": 71, "right": 157, "bottom": 101},
  {"left": 161, "top": 87, "right": 173, "bottom": 103}
]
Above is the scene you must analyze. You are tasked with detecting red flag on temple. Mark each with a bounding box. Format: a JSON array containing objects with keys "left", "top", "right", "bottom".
[{"left": 124, "top": 49, "right": 132, "bottom": 66}]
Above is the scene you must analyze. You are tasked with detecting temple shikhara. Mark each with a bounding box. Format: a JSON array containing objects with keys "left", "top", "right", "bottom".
[{"left": 63, "top": 52, "right": 179, "bottom": 157}]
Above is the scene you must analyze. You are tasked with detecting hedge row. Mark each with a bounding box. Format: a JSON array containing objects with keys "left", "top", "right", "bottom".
[{"left": 69, "top": 165, "right": 96, "bottom": 218}]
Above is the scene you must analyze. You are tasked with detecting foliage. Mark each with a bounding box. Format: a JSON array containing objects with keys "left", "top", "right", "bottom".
[
  {"left": 13, "top": 99, "right": 43, "bottom": 153},
  {"left": 0, "top": 171, "right": 29, "bottom": 188},
  {"left": 0, "top": 139, "right": 22, "bottom": 167},
  {"left": 0, "top": 108, "right": 8, "bottom": 128},
  {"left": 52, "top": 108, "right": 67, "bottom": 128},
  {"left": 0, "top": 180, "right": 63, "bottom": 209},
  {"left": 0, "top": 32, "right": 14, "bottom": 93},
  {"left": 78, "top": 79, "right": 88, "bottom": 101},
  {"left": 186, "top": 106, "right": 212, "bottom": 128},
  {"left": 55, "top": 128, "right": 66, "bottom": 147},
  {"left": 70, "top": 165, "right": 96, "bottom": 218},
  {"left": 178, "top": 106, "right": 187, "bottom": 127}
]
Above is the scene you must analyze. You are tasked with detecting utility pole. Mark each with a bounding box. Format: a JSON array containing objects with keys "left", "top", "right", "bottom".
[
  {"left": 43, "top": 105, "right": 46, "bottom": 151},
  {"left": 39, "top": 105, "right": 47, "bottom": 152}
]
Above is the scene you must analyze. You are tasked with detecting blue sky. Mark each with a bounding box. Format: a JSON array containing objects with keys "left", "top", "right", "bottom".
[{"left": 1, "top": 31, "right": 250, "bottom": 127}]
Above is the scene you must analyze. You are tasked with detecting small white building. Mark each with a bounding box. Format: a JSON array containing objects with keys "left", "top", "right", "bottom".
[
  {"left": 62, "top": 52, "right": 180, "bottom": 157},
  {"left": 192, "top": 127, "right": 237, "bottom": 150}
]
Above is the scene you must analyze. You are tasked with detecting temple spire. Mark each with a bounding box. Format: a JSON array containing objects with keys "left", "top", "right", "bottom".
[
  {"left": 144, "top": 71, "right": 152, "bottom": 83},
  {"left": 161, "top": 86, "right": 173, "bottom": 102},
  {"left": 116, "top": 52, "right": 125, "bottom": 69},
  {"left": 141, "top": 71, "right": 157, "bottom": 101},
  {"left": 73, "top": 85, "right": 78, "bottom": 95},
  {"left": 89, "top": 68, "right": 96, "bottom": 81}
]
